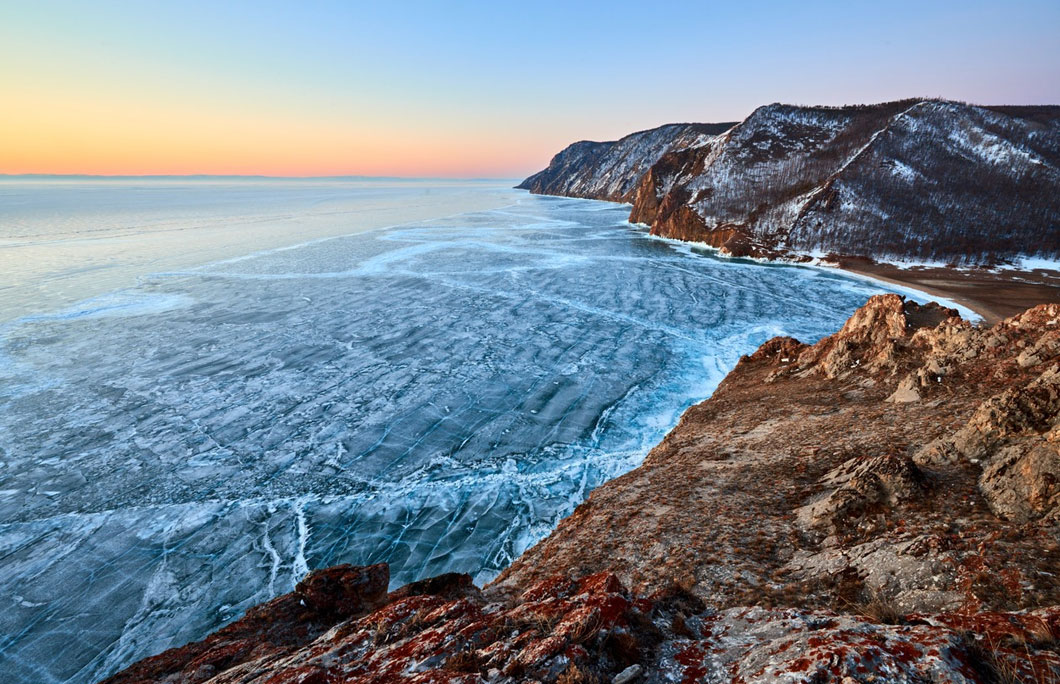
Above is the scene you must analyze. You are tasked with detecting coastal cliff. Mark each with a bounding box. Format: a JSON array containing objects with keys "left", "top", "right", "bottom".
[
  {"left": 515, "top": 123, "right": 736, "bottom": 203},
  {"left": 104, "top": 297, "right": 1060, "bottom": 683},
  {"left": 518, "top": 100, "right": 1060, "bottom": 266}
]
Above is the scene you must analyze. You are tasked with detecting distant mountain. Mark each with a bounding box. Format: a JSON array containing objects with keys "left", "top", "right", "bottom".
[
  {"left": 518, "top": 100, "right": 1060, "bottom": 266},
  {"left": 517, "top": 122, "right": 737, "bottom": 202}
]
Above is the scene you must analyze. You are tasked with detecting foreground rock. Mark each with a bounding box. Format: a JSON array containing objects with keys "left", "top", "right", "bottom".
[
  {"left": 105, "top": 297, "right": 1060, "bottom": 682},
  {"left": 104, "top": 564, "right": 1060, "bottom": 683},
  {"left": 496, "top": 297, "right": 1060, "bottom": 614}
]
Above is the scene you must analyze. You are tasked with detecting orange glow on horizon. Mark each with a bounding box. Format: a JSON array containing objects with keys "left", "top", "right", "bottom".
[{"left": 1, "top": 85, "right": 542, "bottom": 178}]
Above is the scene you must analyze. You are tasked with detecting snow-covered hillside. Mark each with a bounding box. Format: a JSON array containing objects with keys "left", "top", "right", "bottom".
[
  {"left": 520, "top": 100, "right": 1060, "bottom": 265},
  {"left": 516, "top": 122, "right": 736, "bottom": 202}
]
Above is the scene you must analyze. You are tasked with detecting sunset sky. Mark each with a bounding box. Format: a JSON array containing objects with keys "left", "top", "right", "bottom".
[{"left": 2, "top": 0, "right": 1059, "bottom": 178}]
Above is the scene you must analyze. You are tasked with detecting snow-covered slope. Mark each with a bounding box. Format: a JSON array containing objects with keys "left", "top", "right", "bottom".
[
  {"left": 521, "top": 100, "right": 1060, "bottom": 265},
  {"left": 516, "top": 122, "right": 736, "bottom": 202}
]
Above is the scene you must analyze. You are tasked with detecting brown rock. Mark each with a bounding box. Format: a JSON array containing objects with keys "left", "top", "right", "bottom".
[
  {"left": 796, "top": 454, "right": 929, "bottom": 534},
  {"left": 493, "top": 299, "right": 1060, "bottom": 617},
  {"left": 295, "top": 563, "right": 390, "bottom": 618},
  {"left": 387, "top": 572, "right": 478, "bottom": 602}
]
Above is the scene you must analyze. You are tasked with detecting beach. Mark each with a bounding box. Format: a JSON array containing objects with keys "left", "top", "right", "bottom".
[{"left": 834, "top": 256, "right": 1060, "bottom": 325}]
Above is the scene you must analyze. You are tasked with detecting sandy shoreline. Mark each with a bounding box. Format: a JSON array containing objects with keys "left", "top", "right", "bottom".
[
  {"left": 634, "top": 217, "right": 1057, "bottom": 325},
  {"left": 832, "top": 257, "right": 1060, "bottom": 325}
]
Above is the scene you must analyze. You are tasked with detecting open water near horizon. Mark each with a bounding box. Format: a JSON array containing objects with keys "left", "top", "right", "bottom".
[{"left": 0, "top": 180, "right": 915, "bottom": 682}]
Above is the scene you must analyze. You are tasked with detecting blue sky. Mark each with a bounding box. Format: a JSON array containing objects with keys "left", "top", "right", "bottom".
[{"left": 2, "top": 0, "right": 1058, "bottom": 175}]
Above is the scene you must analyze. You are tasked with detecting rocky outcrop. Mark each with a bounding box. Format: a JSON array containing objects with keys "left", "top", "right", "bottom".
[
  {"left": 103, "top": 564, "right": 1060, "bottom": 684},
  {"left": 104, "top": 298, "right": 1060, "bottom": 682},
  {"left": 102, "top": 564, "right": 393, "bottom": 684},
  {"left": 294, "top": 563, "right": 390, "bottom": 617},
  {"left": 494, "top": 294, "right": 1060, "bottom": 620},
  {"left": 494, "top": 298, "right": 1060, "bottom": 613},
  {"left": 795, "top": 454, "right": 930, "bottom": 535},
  {"left": 916, "top": 310, "right": 1060, "bottom": 523},
  {"left": 792, "top": 295, "right": 959, "bottom": 379},
  {"left": 520, "top": 100, "right": 1060, "bottom": 266}
]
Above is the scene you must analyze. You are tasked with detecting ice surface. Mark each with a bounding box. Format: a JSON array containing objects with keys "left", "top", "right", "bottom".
[
  {"left": 0, "top": 191, "right": 907, "bottom": 682},
  {"left": 0, "top": 177, "right": 516, "bottom": 323}
]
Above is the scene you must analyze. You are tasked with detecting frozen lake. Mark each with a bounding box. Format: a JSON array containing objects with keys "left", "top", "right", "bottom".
[
  {"left": 0, "top": 181, "right": 909, "bottom": 682},
  {"left": 0, "top": 177, "right": 515, "bottom": 323}
]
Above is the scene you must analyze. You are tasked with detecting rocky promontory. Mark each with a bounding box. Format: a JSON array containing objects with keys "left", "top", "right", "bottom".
[
  {"left": 104, "top": 296, "right": 1060, "bottom": 683},
  {"left": 519, "top": 100, "right": 1060, "bottom": 268}
]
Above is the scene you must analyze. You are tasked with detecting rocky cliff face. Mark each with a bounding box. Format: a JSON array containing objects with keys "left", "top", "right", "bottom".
[
  {"left": 516, "top": 123, "right": 736, "bottom": 203},
  {"left": 105, "top": 298, "right": 1060, "bottom": 683},
  {"left": 521, "top": 100, "right": 1060, "bottom": 265},
  {"left": 494, "top": 297, "right": 1060, "bottom": 610}
]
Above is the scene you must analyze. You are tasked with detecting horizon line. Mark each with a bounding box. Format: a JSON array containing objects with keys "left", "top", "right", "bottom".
[{"left": 0, "top": 173, "right": 524, "bottom": 182}]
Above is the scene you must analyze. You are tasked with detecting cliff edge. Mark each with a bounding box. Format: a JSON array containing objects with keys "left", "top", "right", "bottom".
[{"left": 103, "top": 297, "right": 1060, "bottom": 683}]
